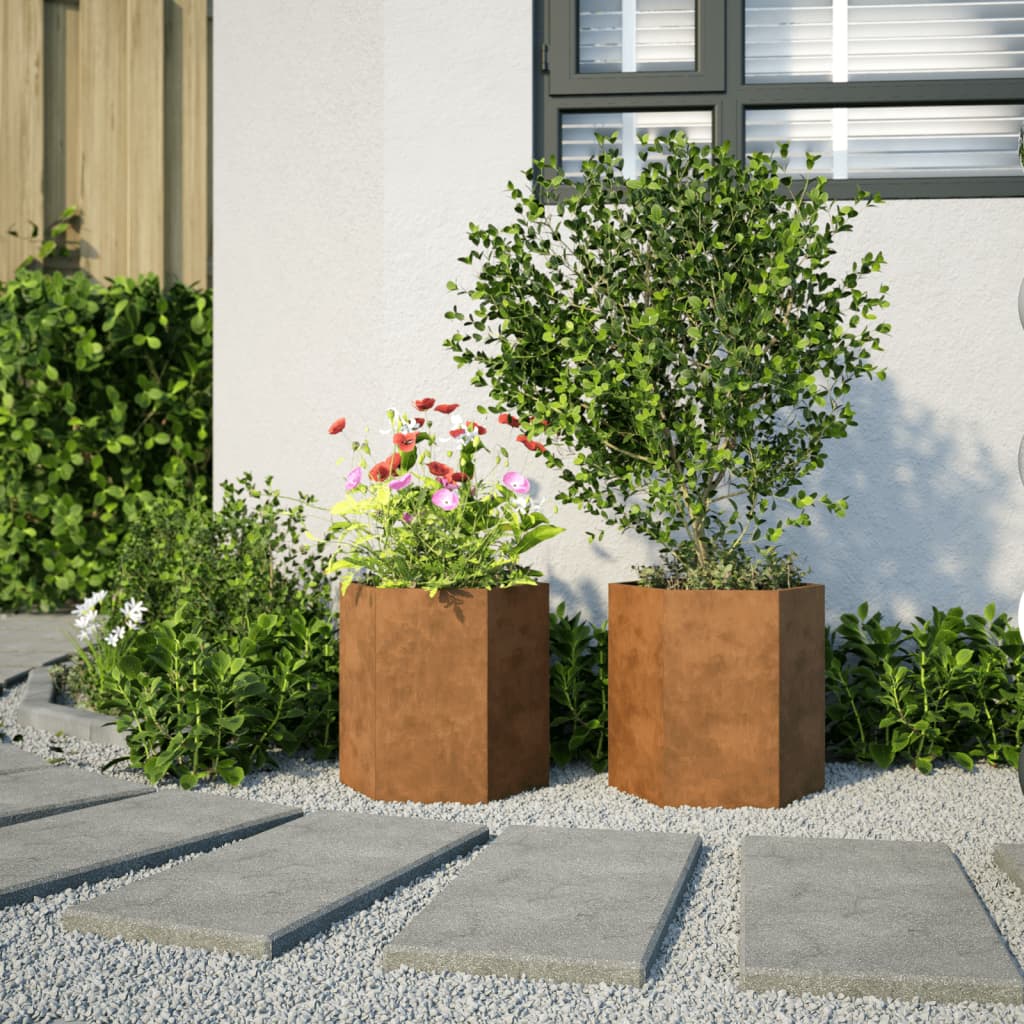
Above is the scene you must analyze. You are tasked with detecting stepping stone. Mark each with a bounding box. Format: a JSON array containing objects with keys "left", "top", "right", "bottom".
[
  {"left": 740, "top": 835, "right": 1024, "bottom": 1004},
  {"left": 63, "top": 812, "right": 489, "bottom": 958},
  {"left": 994, "top": 844, "right": 1024, "bottom": 893},
  {"left": 0, "top": 744, "right": 49, "bottom": 776},
  {"left": 0, "top": 790, "right": 301, "bottom": 908},
  {"left": 383, "top": 825, "right": 701, "bottom": 986},
  {"left": 0, "top": 765, "right": 154, "bottom": 826}
]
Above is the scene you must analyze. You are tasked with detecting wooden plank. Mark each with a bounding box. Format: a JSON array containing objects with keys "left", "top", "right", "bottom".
[
  {"left": 43, "top": 0, "right": 82, "bottom": 274},
  {"left": 78, "top": 0, "right": 128, "bottom": 280},
  {"left": 126, "top": 0, "right": 163, "bottom": 279},
  {"left": 0, "top": 0, "right": 45, "bottom": 280},
  {"left": 163, "top": 0, "right": 207, "bottom": 287}
]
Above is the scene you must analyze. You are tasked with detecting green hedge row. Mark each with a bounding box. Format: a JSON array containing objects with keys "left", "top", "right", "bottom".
[{"left": 0, "top": 242, "right": 212, "bottom": 610}]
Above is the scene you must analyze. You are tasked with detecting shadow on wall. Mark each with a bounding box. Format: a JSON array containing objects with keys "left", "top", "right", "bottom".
[
  {"left": 791, "top": 373, "right": 1022, "bottom": 632},
  {"left": 533, "top": 373, "right": 1022, "bottom": 634}
]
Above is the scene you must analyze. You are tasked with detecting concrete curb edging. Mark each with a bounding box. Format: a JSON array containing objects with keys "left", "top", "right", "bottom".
[{"left": 16, "top": 665, "right": 130, "bottom": 752}]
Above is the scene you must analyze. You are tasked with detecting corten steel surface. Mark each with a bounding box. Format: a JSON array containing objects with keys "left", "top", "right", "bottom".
[
  {"left": 339, "top": 584, "right": 550, "bottom": 804},
  {"left": 608, "top": 582, "right": 825, "bottom": 808}
]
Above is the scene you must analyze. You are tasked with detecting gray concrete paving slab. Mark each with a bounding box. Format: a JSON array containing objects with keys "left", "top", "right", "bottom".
[
  {"left": 16, "top": 666, "right": 128, "bottom": 749},
  {"left": 0, "top": 743, "right": 49, "bottom": 775},
  {"left": 994, "top": 843, "right": 1024, "bottom": 893},
  {"left": 0, "top": 790, "right": 302, "bottom": 907},
  {"left": 382, "top": 824, "right": 701, "bottom": 986},
  {"left": 62, "top": 811, "right": 490, "bottom": 958},
  {"left": 0, "top": 764, "right": 153, "bottom": 826},
  {"left": 740, "top": 835, "right": 1024, "bottom": 1004},
  {"left": 0, "top": 613, "right": 78, "bottom": 688}
]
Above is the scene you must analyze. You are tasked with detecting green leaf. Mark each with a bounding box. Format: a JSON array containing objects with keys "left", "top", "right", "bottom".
[{"left": 950, "top": 751, "right": 974, "bottom": 771}]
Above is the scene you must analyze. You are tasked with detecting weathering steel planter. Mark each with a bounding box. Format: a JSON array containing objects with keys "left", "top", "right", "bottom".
[
  {"left": 608, "top": 581, "right": 825, "bottom": 809},
  {"left": 339, "top": 582, "right": 550, "bottom": 804}
]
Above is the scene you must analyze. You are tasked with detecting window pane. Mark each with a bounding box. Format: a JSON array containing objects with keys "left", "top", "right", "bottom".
[
  {"left": 746, "top": 0, "right": 1024, "bottom": 82},
  {"left": 578, "top": 0, "right": 697, "bottom": 73},
  {"left": 746, "top": 104, "right": 1024, "bottom": 177},
  {"left": 560, "top": 110, "right": 713, "bottom": 178}
]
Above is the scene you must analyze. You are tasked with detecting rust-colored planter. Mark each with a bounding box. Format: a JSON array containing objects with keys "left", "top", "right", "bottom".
[
  {"left": 339, "top": 583, "right": 550, "bottom": 804},
  {"left": 608, "top": 582, "right": 825, "bottom": 809}
]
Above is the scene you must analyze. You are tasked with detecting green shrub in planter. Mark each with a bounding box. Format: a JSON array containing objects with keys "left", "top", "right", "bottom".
[
  {"left": 0, "top": 216, "right": 212, "bottom": 610},
  {"left": 444, "top": 132, "right": 891, "bottom": 585},
  {"left": 58, "top": 475, "right": 338, "bottom": 788}
]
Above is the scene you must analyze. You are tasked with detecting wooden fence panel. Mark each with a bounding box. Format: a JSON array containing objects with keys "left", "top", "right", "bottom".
[
  {"left": 0, "top": 1, "right": 45, "bottom": 276},
  {"left": 1, "top": 0, "right": 209, "bottom": 287}
]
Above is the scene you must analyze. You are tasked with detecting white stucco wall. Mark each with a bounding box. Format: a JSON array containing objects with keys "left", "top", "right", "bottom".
[{"left": 213, "top": 0, "right": 1024, "bottom": 632}]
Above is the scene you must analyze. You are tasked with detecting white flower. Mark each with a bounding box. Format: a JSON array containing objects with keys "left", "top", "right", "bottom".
[
  {"left": 449, "top": 413, "right": 464, "bottom": 429},
  {"left": 77, "top": 620, "right": 102, "bottom": 644},
  {"left": 105, "top": 625, "right": 127, "bottom": 647},
  {"left": 72, "top": 590, "right": 108, "bottom": 617},
  {"left": 512, "top": 494, "right": 545, "bottom": 514},
  {"left": 121, "top": 598, "right": 147, "bottom": 629}
]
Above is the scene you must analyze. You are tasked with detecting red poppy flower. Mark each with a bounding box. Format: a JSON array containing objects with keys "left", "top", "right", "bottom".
[
  {"left": 447, "top": 471, "right": 468, "bottom": 483},
  {"left": 327, "top": 417, "right": 347, "bottom": 435},
  {"left": 413, "top": 417, "right": 425, "bottom": 428},
  {"left": 516, "top": 434, "right": 546, "bottom": 452},
  {"left": 449, "top": 428, "right": 465, "bottom": 438},
  {"left": 414, "top": 398, "right": 435, "bottom": 410},
  {"left": 369, "top": 453, "right": 402, "bottom": 481},
  {"left": 393, "top": 432, "right": 418, "bottom": 452},
  {"left": 498, "top": 412, "right": 520, "bottom": 428},
  {"left": 465, "top": 421, "right": 487, "bottom": 435},
  {"left": 526, "top": 418, "right": 550, "bottom": 427},
  {"left": 427, "top": 461, "right": 453, "bottom": 478},
  {"left": 435, "top": 403, "right": 459, "bottom": 414}
]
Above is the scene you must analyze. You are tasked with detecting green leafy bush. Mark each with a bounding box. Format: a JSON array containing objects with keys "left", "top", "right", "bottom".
[
  {"left": 826, "top": 602, "right": 1024, "bottom": 773},
  {"left": 58, "top": 475, "right": 338, "bottom": 788},
  {"left": 0, "top": 222, "right": 212, "bottom": 610},
  {"left": 549, "top": 602, "right": 608, "bottom": 771}
]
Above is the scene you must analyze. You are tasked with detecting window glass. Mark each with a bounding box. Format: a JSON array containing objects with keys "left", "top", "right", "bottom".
[
  {"left": 561, "top": 110, "right": 713, "bottom": 178},
  {"left": 746, "top": 103, "right": 1024, "bottom": 177},
  {"left": 746, "top": 0, "right": 1024, "bottom": 83},
  {"left": 578, "top": 0, "right": 697, "bottom": 73}
]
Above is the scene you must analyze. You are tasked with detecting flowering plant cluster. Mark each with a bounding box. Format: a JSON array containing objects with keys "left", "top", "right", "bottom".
[
  {"left": 326, "top": 398, "right": 563, "bottom": 597},
  {"left": 69, "top": 589, "right": 148, "bottom": 698}
]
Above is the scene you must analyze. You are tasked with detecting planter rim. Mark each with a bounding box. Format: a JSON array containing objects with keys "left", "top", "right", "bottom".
[
  {"left": 608, "top": 580, "right": 822, "bottom": 593},
  {"left": 344, "top": 581, "right": 549, "bottom": 596}
]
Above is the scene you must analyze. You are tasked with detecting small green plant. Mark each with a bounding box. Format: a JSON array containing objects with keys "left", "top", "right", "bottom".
[
  {"left": 444, "top": 131, "right": 891, "bottom": 588},
  {"left": 549, "top": 602, "right": 608, "bottom": 771},
  {"left": 826, "top": 601, "right": 1024, "bottom": 772},
  {"left": 0, "top": 210, "right": 212, "bottom": 610},
  {"left": 99, "top": 606, "right": 338, "bottom": 788},
  {"left": 326, "top": 397, "right": 563, "bottom": 597},
  {"left": 59, "top": 474, "right": 339, "bottom": 788}
]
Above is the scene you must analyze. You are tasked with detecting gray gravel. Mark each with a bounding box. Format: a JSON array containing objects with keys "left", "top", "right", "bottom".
[{"left": 4, "top": 677, "right": 1024, "bottom": 1024}]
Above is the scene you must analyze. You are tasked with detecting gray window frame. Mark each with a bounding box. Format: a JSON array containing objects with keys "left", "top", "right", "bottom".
[{"left": 535, "top": 0, "right": 1024, "bottom": 199}]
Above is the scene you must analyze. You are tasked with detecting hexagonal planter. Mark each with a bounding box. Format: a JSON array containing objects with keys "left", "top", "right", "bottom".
[
  {"left": 608, "top": 582, "right": 825, "bottom": 809},
  {"left": 339, "top": 582, "right": 550, "bottom": 804}
]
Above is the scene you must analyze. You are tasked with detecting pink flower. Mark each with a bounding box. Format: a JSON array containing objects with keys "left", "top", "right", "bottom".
[
  {"left": 345, "top": 467, "right": 362, "bottom": 490},
  {"left": 431, "top": 487, "right": 460, "bottom": 511},
  {"left": 502, "top": 471, "right": 530, "bottom": 495},
  {"left": 389, "top": 473, "right": 412, "bottom": 491},
  {"left": 402, "top": 512, "right": 413, "bottom": 524},
  {"left": 328, "top": 417, "right": 347, "bottom": 435}
]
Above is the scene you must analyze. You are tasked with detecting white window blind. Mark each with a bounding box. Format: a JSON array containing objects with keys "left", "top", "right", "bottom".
[
  {"left": 561, "top": 110, "right": 713, "bottom": 178},
  {"left": 578, "top": 0, "right": 697, "bottom": 73},
  {"left": 746, "top": 103, "right": 1024, "bottom": 176},
  {"left": 746, "top": 0, "right": 1024, "bottom": 82}
]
